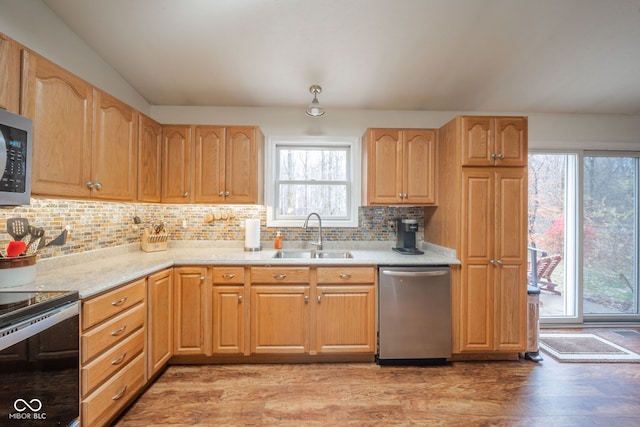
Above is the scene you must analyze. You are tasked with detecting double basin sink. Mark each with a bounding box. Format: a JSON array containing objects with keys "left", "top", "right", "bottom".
[{"left": 272, "top": 250, "right": 353, "bottom": 259}]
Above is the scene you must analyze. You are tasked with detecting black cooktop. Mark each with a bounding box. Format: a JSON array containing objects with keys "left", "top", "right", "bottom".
[{"left": 0, "top": 291, "right": 79, "bottom": 329}]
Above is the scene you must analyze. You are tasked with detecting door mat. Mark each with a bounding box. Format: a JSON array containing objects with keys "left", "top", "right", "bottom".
[{"left": 540, "top": 333, "right": 640, "bottom": 363}]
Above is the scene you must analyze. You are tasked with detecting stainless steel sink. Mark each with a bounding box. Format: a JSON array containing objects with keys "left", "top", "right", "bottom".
[{"left": 272, "top": 250, "right": 353, "bottom": 259}]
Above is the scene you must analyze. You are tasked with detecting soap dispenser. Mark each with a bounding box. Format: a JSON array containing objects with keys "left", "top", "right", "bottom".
[{"left": 274, "top": 231, "right": 283, "bottom": 249}]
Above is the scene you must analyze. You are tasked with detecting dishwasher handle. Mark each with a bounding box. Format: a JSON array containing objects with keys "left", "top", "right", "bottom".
[{"left": 381, "top": 270, "right": 449, "bottom": 278}]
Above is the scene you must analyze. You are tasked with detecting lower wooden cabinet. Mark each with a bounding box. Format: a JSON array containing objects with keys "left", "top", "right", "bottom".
[
  {"left": 147, "top": 269, "right": 173, "bottom": 377},
  {"left": 173, "top": 266, "right": 210, "bottom": 355}
]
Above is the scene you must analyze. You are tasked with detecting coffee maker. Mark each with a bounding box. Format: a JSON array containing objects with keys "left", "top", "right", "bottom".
[{"left": 392, "top": 218, "right": 424, "bottom": 255}]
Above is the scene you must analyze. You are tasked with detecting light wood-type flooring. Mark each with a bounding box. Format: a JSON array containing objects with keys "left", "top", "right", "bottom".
[{"left": 115, "top": 328, "right": 640, "bottom": 426}]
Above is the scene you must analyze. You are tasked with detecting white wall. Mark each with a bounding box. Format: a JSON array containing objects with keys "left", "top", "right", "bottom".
[{"left": 3, "top": 0, "right": 640, "bottom": 151}]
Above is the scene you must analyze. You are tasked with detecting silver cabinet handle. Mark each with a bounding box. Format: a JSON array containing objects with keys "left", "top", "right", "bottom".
[
  {"left": 219, "top": 191, "right": 225, "bottom": 196},
  {"left": 94, "top": 182, "right": 102, "bottom": 190},
  {"left": 238, "top": 295, "right": 243, "bottom": 302},
  {"left": 225, "top": 191, "right": 230, "bottom": 196},
  {"left": 491, "top": 153, "right": 497, "bottom": 159},
  {"left": 304, "top": 295, "right": 309, "bottom": 302},
  {"left": 183, "top": 191, "right": 189, "bottom": 197},
  {"left": 403, "top": 193, "right": 408, "bottom": 198},
  {"left": 111, "top": 351, "right": 127, "bottom": 365},
  {"left": 111, "top": 324, "right": 127, "bottom": 336},
  {"left": 87, "top": 181, "right": 94, "bottom": 189},
  {"left": 338, "top": 273, "right": 352, "bottom": 279},
  {"left": 200, "top": 276, "right": 206, "bottom": 281},
  {"left": 112, "top": 385, "right": 128, "bottom": 401},
  {"left": 496, "top": 259, "right": 503, "bottom": 265},
  {"left": 273, "top": 273, "right": 287, "bottom": 280},
  {"left": 317, "top": 295, "right": 322, "bottom": 302},
  {"left": 222, "top": 274, "right": 236, "bottom": 279},
  {"left": 497, "top": 153, "right": 504, "bottom": 159},
  {"left": 111, "top": 296, "right": 127, "bottom": 306},
  {"left": 381, "top": 270, "right": 449, "bottom": 277}
]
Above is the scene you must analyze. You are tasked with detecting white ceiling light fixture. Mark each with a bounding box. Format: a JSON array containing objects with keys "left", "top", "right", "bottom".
[{"left": 305, "top": 85, "right": 325, "bottom": 117}]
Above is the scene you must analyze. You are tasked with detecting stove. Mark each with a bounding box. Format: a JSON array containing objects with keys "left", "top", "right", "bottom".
[{"left": 0, "top": 290, "right": 79, "bottom": 328}]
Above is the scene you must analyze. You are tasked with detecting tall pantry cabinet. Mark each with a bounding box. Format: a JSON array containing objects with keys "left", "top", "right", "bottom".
[{"left": 425, "top": 116, "right": 528, "bottom": 356}]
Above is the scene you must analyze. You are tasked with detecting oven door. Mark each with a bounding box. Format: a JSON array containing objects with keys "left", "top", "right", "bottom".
[{"left": 0, "top": 301, "right": 79, "bottom": 425}]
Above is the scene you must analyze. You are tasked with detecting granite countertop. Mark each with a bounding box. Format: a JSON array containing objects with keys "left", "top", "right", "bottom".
[{"left": 4, "top": 241, "right": 459, "bottom": 299}]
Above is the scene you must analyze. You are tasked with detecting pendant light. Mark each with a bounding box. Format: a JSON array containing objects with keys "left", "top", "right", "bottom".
[{"left": 305, "top": 85, "right": 325, "bottom": 117}]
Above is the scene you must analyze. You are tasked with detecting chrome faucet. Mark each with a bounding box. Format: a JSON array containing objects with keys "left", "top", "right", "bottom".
[{"left": 303, "top": 212, "right": 323, "bottom": 251}]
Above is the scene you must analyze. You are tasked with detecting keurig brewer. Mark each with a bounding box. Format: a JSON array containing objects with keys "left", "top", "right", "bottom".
[{"left": 393, "top": 218, "right": 424, "bottom": 255}]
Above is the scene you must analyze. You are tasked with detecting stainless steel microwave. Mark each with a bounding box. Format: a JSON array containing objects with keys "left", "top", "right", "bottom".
[{"left": 0, "top": 109, "right": 32, "bottom": 206}]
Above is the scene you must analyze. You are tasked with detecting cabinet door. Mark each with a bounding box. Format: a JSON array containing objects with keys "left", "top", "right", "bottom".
[
  {"left": 461, "top": 116, "right": 493, "bottom": 166},
  {"left": 147, "top": 269, "right": 172, "bottom": 378},
  {"left": 403, "top": 129, "right": 436, "bottom": 204},
  {"left": 0, "top": 34, "right": 20, "bottom": 113},
  {"left": 212, "top": 286, "right": 245, "bottom": 354},
  {"left": 250, "top": 286, "right": 309, "bottom": 354},
  {"left": 493, "top": 169, "right": 527, "bottom": 351},
  {"left": 365, "top": 128, "right": 403, "bottom": 204},
  {"left": 92, "top": 90, "right": 138, "bottom": 201},
  {"left": 173, "top": 267, "right": 210, "bottom": 355},
  {"left": 22, "top": 51, "right": 93, "bottom": 198},
  {"left": 459, "top": 169, "right": 494, "bottom": 352},
  {"left": 494, "top": 117, "right": 527, "bottom": 167},
  {"left": 162, "top": 125, "right": 192, "bottom": 203},
  {"left": 316, "top": 285, "right": 375, "bottom": 354},
  {"left": 194, "top": 126, "right": 225, "bottom": 203},
  {"left": 138, "top": 114, "right": 162, "bottom": 202},
  {"left": 225, "top": 126, "right": 261, "bottom": 204}
]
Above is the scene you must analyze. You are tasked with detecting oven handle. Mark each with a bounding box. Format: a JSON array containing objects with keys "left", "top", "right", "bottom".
[
  {"left": 0, "top": 301, "right": 79, "bottom": 351},
  {"left": 381, "top": 270, "right": 449, "bottom": 278}
]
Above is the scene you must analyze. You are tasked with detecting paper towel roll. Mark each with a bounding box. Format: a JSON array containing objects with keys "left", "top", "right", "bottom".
[{"left": 245, "top": 219, "right": 261, "bottom": 251}]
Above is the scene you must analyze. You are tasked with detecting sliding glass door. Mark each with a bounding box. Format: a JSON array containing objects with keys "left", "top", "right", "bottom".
[
  {"left": 528, "top": 151, "right": 640, "bottom": 323},
  {"left": 583, "top": 154, "right": 639, "bottom": 320}
]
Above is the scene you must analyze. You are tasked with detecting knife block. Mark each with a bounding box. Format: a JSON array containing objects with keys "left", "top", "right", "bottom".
[{"left": 141, "top": 228, "right": 168, "bottom": 252}]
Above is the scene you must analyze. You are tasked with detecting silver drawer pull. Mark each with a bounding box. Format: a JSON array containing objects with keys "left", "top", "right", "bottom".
[
  {"left": 222, "top": 274, "right": 236, "bottom": 279},
  {"left": 338, "top": 273, "right": 352, "bottom": 279},
  {"left": 112, "top": 385, "right": 128, "bottom": 401},
  {"left": 273, "top": 273, "right": 287, "bottom": 280},
  {"left": 111, "top": 351, "right": 127, "bottom": 365},
  {"left": 111, "top": 296, "right": 127, "bottom": 306},
  {"left": 111, "top": 325, "right": 127, "bottom": 336}
]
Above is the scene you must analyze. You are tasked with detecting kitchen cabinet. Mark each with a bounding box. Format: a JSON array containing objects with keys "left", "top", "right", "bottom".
[
  {"left": 80, "top": 278, "right": 146, "bottom": 427},
  {"left": 424, "top": 115, "right": 528, "bottom": 357},
  {"left": 0, "top": 33, "right": 21, "bottom": 113},
  {"left": 161, "top": 125, "right": 192, "bottom": 203},
  {"left": 173, "top": 266, "right": 211, "bottom": 355},
  {"left": 212, "top": 266, "right": 247, "bottom": 355},
  {"left": 91, "top": 89, "right": 138, "bottom": 200},
  {"left": 137, "top": 114, "right": 163, "bottom": 202},
  {"left": 250, "top": 267, "right": 310, "bottom": 354},
  {"left": 461, "top": 116, "right": 527, "bottom": 167},
  {"left": 147, "top": 268, "right": 173, "bottom": 378},
  {"left": 315, "top": 267, "right": 376, "bottom": 354},
  {"left": 21, "top": 50, "right": 94, "bottom": 198},
  {"left": 362, "top": 128, "right": 436, "bottom": 205},
  {"left": 22, "top": 50, "right": 138, "bottom": 200}
]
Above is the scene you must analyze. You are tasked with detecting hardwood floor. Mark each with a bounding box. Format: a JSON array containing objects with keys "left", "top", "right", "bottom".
[{"left": 115, "top": 328, "right": 640, "bottom": 426}]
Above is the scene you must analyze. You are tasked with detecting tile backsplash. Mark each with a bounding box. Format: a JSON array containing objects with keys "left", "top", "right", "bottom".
[{"left": 0, "top": 199, "right": 425, "bottom": 259}]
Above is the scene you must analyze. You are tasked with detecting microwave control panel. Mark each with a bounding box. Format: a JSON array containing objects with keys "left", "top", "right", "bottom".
[{"left": 0, "top": 127, "right": 28, "bottom": 193}]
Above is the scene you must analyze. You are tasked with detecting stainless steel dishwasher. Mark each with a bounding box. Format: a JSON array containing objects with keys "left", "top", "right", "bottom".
[{"left": 377, "top": 266, "right": 451, "bottom": 365}]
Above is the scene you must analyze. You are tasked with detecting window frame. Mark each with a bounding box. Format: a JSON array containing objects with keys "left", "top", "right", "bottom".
[{"left": 265, "top": 135, "right": 361, "bottom": 228}]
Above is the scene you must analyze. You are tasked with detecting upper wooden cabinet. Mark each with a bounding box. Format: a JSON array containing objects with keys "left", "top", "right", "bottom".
[
  {"left": 362, "top": 128, "right": 436, "bottom": 206},
  {"left": 21, "top": 50, "right": 138, "bottom": 200},
  {"left": 0, "top": 33, "right": 21, "bottom": 113},
  {"left": 138, "top": 114, "right": 162, "bottom": 202},
  {"left": 21, "top": 50, "right": 94, "bottom": 198},
  {"left": 161, "top": 125, "right": 192, "bottom": 203},
  {"left": 164, "top": 125, "right": 264, "bottom": 204},
  {"left": 92, "top": 89, "right": 138, "bottom": 200},
  {"left": 461, "top": 116, "right": 527, "bottom": 167}
]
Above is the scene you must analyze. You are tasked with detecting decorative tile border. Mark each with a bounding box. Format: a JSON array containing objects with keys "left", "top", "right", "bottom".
[{"left": 1, "top": 199, "right": 425, "bottom": 259}]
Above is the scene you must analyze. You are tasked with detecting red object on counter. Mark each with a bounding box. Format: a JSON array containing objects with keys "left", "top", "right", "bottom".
[{"left": 6, "top": 240, "right": 26, "bottom": 257}]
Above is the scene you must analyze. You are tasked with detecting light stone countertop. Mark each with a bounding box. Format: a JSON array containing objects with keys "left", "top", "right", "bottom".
[{"left": 6, "top": 241, "right": 459, "bottom": 299}]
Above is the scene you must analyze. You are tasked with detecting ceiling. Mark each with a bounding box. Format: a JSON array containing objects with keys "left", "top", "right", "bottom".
[{"left": 42, "top": 0, "right": 640, "bottom": 115}]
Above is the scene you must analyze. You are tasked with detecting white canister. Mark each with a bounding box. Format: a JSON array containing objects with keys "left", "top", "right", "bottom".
[{"left": 0, "top": 255, "right": 37, "bottom": 288}]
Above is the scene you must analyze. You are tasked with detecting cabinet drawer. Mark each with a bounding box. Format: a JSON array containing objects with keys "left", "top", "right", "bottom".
[
  {"left": 317, "top": 267, "right": 376, "bottom": 284},
  {"left": 81, "top": 303, "right": 145, "bottom": 363},
  {"left": 82, "top": 279, "right": 146, "bottom": 330},
  {"left": 82, "top": 327, "right": 145, "bottom": 397},
  {"left": 213, "top": 266, "right": 245, "bottom": 284},
  {"left": 251, "top": 267, "right": 310, "bottom": 284},
  {"left": 82, "top": 352, "right": 145, "bottom": 427}
]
